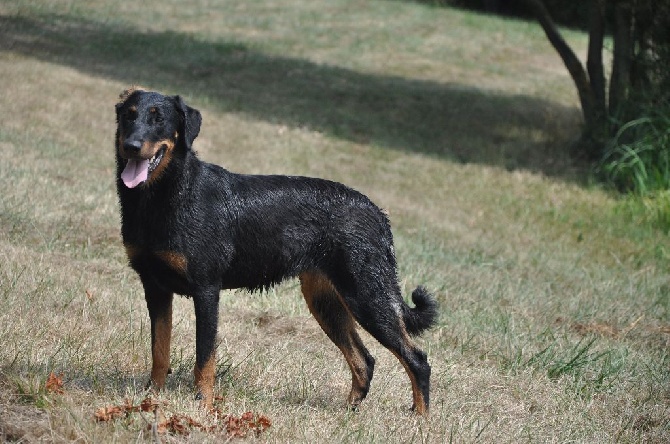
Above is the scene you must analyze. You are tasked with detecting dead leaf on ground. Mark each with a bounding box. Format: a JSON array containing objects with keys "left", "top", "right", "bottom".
[
  {"left": 93, "top": 405, "right": 126, "bottom": 422},
  {"left": 570, "top": 315, "right": 645, "bottom": 339},
  {"left": 45, "top": 372, "right": 64, "bottom": 394},
  {"left": 572, "top": 322, "right": 618, "bottom": 338},
  {"left": 95, "top": 397, "right": 271, "bottom": 438}
]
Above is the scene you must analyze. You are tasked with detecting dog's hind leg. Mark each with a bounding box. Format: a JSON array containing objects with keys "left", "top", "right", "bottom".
[
  {"left": 389, "top": 337, "right": 431, "bottom": 415},
  {"left": 143, "top": 283, "right": 174, "bottom": 390},
  {"left": 192, "top": 287, "right": 220, "bottom": 409},
  {"left": 299, "top": 272, "right": 375, "bottom": 409},
  {"left": 335, "top": 279, "right": 432, "bottom": 414}
]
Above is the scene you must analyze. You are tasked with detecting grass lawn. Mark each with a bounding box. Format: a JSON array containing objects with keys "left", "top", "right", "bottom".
[{"left": 1, "top": 0, "right": 669, "bottom": 442}]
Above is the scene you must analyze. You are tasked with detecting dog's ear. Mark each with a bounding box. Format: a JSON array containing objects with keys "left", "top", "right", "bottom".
[
  {"left": 116, "top": 86, "right": 145, "bottom": 118},
  {"left": 174, "top": 95, "right": 202, "bottom": 150},
  {"left": 117, "top": 86, "right": 145, "bottom": 106}
]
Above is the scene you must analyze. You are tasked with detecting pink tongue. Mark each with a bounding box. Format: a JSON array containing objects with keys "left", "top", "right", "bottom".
[{"left": 121, "top": 159, "right": 150, "bottom": 188}]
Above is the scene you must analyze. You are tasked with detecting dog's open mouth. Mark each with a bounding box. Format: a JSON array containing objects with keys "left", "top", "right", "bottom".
[
  {"left": 121, "top": 146, "right": 166, "bottom": 188},
  {"left": 148, "top": 147, "right": 165, "bottom": 173}
]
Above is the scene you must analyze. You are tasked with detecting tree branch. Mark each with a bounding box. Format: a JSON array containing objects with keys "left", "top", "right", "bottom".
[
  {"left": 524, "top": 0, "right": 607, "bottom": 155},
  {"left": 587, "top": 0, "right": 607, "bottom": 118}
]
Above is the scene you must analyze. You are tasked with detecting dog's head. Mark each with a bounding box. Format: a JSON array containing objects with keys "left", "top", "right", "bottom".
[{"left": 115, "top": 87, "right": 202, "bottom": 188}]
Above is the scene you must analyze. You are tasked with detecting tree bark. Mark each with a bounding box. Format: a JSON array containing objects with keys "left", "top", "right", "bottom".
[
  {"left": 524, "top": 0, "right": 608, "bottom": 158},
  {"left": 587, "top": 0, "right": 607, "bottom": 120},
  {"left": 609, "top": 0, "right": 634, "bottom": 119}
]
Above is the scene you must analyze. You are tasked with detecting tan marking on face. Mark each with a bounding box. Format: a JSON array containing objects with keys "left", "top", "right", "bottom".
[
  {"left": 155, "top": 250, "right": 187, "bottom": 275},
  {"left": 194, "top": 354, "right": 216, "bottom": 409},
  {"left": 137, "top": 140, "right": 160, "bottom": 158},
  {"left": 145, "top": 139, "right": 175, "bottom": 185}
]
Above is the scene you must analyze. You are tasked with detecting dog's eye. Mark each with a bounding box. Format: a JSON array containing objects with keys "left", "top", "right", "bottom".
[{"left": 149, "top": 107, "right": 164, "bottom": 124}]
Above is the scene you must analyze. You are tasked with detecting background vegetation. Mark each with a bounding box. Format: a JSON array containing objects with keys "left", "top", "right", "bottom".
[
  {"left": 1, "top": 0, "right": 669, "bottom": 442},
  {"left": 427, "top": 0, "right": 670, "bottom": 231}
]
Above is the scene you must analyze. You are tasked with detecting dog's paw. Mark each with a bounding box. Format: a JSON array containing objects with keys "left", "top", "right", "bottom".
[
  {"left": 410, "top": 403, "right": 429, "bottom": 415},
  {"left": 346, "top": 401, "right": 362, "bottom": 413}
]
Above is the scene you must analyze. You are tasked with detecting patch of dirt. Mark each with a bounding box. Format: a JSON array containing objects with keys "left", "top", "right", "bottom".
[
  {"left": 252, "top": 312, "right": 301, "bottom": 335},
  {"left": 223, "top": 309, "right": 321, "bottom": 339},
  {"left": 0, "top": 375, "right": 50, "bottom": 442},
  {"left": 571, "top": 321, "right": 619, "bottom": 338},
  {"left": 557, "top": 315, "right": 647, "bottom": 339},
  {"left": 0, "top": 403, "right": 51, "bottom": 443}
]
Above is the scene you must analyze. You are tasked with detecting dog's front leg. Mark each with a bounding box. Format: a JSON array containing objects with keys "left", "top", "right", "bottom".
[
  {"left": 193, "top": 287, "right": 220, "bottom": 409},
  {"left": 144, "top": 283, "right": 174, "bottom": 390}
]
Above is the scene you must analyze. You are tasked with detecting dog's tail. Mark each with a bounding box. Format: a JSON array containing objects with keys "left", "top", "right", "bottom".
[{"left": 402, "top": 286, "right": 438, "bottom": 336}]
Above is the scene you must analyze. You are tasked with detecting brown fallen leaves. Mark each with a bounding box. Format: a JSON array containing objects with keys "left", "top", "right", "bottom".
[
  {"left": 219, "top": 411, "right": 272, "bottom": 438},
  {"left": 43, "top": 372, "right": 270, "bottom": 439},
  {"left": 94, "top": 397, "right": 271, "bottom": 438},
  {"left": 93, "top": 397, "right": 159, "bottom": 422},
  {"left": 45, "top": 372, "right": 64, "bottom": 395}
]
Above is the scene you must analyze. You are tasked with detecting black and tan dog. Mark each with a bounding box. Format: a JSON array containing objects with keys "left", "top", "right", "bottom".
[{"left": 115, "top": 87, "right": 438, "bottom": 414}]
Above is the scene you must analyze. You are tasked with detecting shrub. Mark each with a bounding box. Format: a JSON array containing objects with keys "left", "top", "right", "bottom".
[
  {"left": 602, "top": 106, "right": 670, "bottom": 233},
  {"left": 602, "top": 109, "right": 670, "bottom": 194}
]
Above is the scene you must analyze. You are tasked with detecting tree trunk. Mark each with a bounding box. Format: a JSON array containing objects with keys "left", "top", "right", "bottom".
[
  {"left": 609, "top": 1, "right": 634, "bottom": 120},
  {"left": 587, "top": 0, "right": 607, "bottom": 121},
  {"left": 524, "top": 0, "right": 606, "bottom": 158}
]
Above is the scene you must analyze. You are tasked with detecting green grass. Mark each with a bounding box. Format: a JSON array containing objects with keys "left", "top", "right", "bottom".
[
  {"left": 1, "top": 0, "right": 670, "bottom": 442},
  {"left": 602, "top": 107, "right": 670, "bottom": 234}
]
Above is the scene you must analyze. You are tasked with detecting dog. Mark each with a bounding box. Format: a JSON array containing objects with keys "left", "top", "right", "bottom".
[{"left": 114, "top": 87, "right": 438, "bottom": 414}]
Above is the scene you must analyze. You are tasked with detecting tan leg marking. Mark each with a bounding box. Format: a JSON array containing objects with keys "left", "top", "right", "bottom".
[
  {"left": 151, "top": 302, "right": 173, "bottom": 389},
  {"left": 299, "top": 272, "right": 372, "bottom": 407},
  {"left": 194, "top": 353, "right": 216, "bottom": 409},
  {"left": 391, "top": 349, "right": 427, "bottom": 414}
]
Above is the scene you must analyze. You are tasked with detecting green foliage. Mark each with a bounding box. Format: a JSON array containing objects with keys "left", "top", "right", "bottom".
[
  {"left": 602, "top": 110, "right": 670, "bottom": 194},
  {"left": 601, "top": 107, "right": 670, "bottom": 232},
  {"left": 13, "top": 375, "right": 51, "bottom": 408}
]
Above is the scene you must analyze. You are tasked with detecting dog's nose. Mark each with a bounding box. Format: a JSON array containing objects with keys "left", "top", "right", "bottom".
[{"left": 123, "top": 140, "right": 143, "bottom": 154}]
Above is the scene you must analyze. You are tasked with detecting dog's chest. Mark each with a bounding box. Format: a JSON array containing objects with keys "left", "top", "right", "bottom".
[
  {"left": 120, "top": 197, "right": 193, "bottom": 288},
  {"left": 123, "top": 241, "right": 192, "bottom": 295}
]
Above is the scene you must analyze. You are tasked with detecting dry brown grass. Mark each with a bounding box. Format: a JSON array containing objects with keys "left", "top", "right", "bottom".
[{"left": 1, "top": 0, "right": 669, "bottom": 442}]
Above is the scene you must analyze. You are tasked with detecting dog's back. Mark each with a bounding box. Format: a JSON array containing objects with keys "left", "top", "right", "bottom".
[{"left": 208, "top": 168, "right": 395, "bottom": 291}]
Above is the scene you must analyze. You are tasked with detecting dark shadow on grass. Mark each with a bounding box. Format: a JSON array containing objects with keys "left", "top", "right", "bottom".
[{"left": 0, "top": 13, "right": 585, "bottom": 178}]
